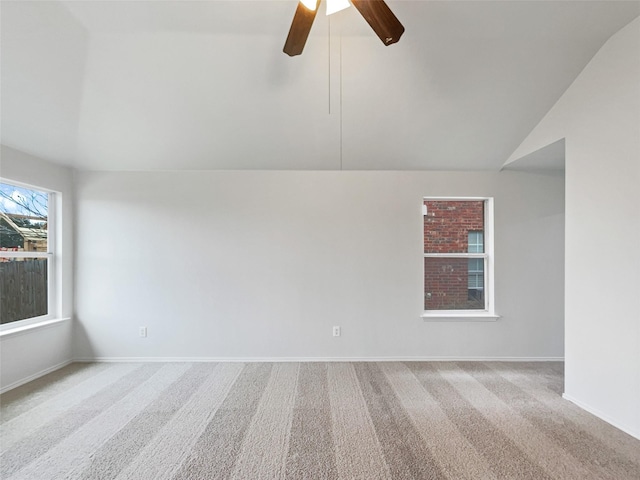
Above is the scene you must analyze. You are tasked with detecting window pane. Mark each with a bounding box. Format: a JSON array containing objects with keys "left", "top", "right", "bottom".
[
  {"left": 0, "top": 258, "right": 48, "bottom": 323},
  {"left": 424, "top": 200, "right": 484, "bottom": 254},
  {"left": 468, "top": 258, "right": 484, "bottom": 290},
  {"left": 468, "top": 231, "right": 484, "bottom": 253},
  {"left": 424, "top": 257, "right": 485, "bottom": 310},
  {"left": 0, "top": 183, "right": 49, "bottom": 252}
]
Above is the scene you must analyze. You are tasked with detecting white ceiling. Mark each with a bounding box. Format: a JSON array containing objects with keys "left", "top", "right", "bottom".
[{"left": 1, "top": 0, "right": 638, "bottom": 171}]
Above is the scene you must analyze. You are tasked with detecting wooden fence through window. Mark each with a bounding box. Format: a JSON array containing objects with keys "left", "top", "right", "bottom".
[{"left": 0, "top": 259, "right": 48, "bottom": 324}]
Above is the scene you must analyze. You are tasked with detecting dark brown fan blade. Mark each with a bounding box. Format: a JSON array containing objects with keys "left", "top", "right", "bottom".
[
  {"left": 283, "top": 0, "right": 321, "bottom": 56},
  {"left": 351, "top": 0, "right": 404, "bottom": 46}
]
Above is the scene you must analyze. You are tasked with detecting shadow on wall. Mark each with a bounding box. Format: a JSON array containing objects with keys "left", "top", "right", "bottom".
[{"left": 72, "top": 319, "right": 97, "bottom": 361}]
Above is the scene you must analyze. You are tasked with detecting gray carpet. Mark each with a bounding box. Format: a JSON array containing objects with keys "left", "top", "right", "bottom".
[{"left": 1, "top": 361, "right": 639, "bottom": 479}]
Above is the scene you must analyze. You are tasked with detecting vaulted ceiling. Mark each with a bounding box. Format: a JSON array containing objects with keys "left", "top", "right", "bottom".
[{"left": 1, "top": 1, "right": 638, "bottom": 171}]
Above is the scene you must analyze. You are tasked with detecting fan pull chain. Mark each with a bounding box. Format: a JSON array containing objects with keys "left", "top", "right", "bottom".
[
  {"left": 328, "top": 16, "right": 331, "bottom": 115},
  {"left": 328, "top": 15, "right": 343, "bottom": 169},
  {"left": 339, "top": 30, "right": 343, "bottom": 170}
]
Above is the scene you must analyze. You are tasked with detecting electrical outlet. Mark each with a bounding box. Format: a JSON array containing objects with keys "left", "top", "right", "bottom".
[
  {"left": 332, "top": 326, "right": 341, "bottom": 337},
  {"left": 139, "top": 326, "right": 147, "bottom": 338}
]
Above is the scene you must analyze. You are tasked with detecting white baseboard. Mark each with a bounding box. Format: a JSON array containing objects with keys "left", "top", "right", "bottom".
[
  {"left": 74, "top": 356, "right": 564, "bottom": 363},
  {"left": 562, "top": 393, "right": 640, "bottom": 440},
  {"left": 0, "top": 359, "right": 73, "bottom": 394}
]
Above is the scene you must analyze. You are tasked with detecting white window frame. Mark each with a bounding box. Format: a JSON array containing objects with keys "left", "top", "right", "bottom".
[
  {"left": 0, "top": 180, "right": 57, "bottom": 331},
  {"left": 421, "top": 197, "right": 498, "bottom": 321}
]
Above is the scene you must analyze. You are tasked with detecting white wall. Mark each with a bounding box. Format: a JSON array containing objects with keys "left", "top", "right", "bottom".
[
  {"left": 0, "top": 145, "right": 75, "bottom": 391},
  {"left": 507, "top": 18, "right": 640, "bottom": 438},
  {"left": 74, "top": 170, "right": 564, "bottom": 361}
]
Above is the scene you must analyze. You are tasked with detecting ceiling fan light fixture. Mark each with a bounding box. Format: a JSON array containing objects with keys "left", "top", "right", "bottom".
[
  {"left": 284, "top": 0, "right": 403, "bottom": 56},
  {"left": 326, "top": 0, "right": 351, "bottom": 16},
  {"left": 300, "top": 0, "right": 318, "bottom": 11}
]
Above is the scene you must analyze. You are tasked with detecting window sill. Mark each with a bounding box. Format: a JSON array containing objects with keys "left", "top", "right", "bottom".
[
  {"left": 0, "top": 317, "right": 71, "bottom": 339},
  {"left": 422, "top": 313, "right": 500, "bottom": 322}
]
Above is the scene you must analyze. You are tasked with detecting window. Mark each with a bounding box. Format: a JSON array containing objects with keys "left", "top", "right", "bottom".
[
  {"left": 423, "top": 198, "right": 496, "bottom": 318},
  {"left": 0, "top": 181, "right": 54, "bottom": 326},
  {"left": 467, "top": 231, "right": 484, "bottom": 297}
]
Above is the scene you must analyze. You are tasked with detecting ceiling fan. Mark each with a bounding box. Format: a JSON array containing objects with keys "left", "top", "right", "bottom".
[{"left": 283, "top": 0, "right": 405, "bottom": 56}]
